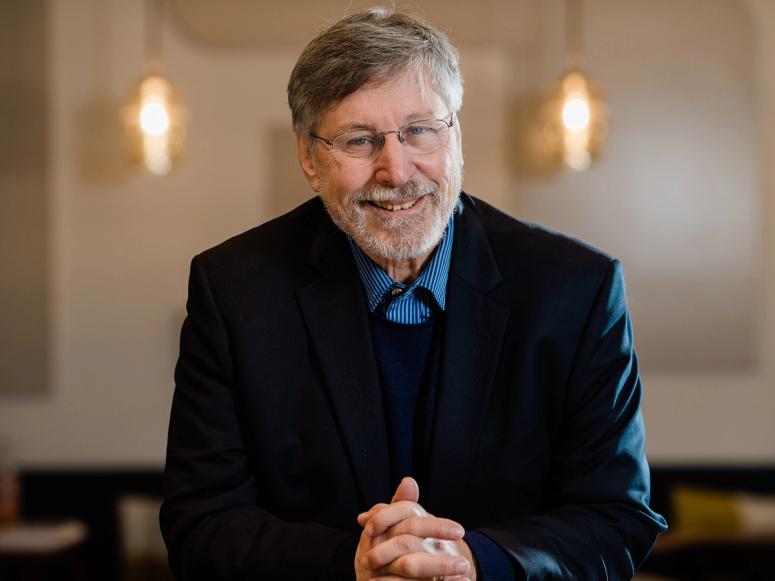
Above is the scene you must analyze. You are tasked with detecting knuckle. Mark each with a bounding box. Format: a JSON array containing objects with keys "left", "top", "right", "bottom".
[
  {"left": 370, "top": 513, "right": 388, "bottom": 531},
  {"left": 403, "top": 515, "right": 424, "bottom": 535},
  {"left": 398, "top": 555, "right": 423, "bottom": 577},
  {"left": 398, "top": 500, "right": 423, "bottom": 515},
  {"left": 442, "top": 558, "right": 468, "bottom": 575},
  {"left": 394, "top": 534, "right": 412, "bottom": 553},
  {"left": 410, "top": 503, "right": 425, "bottom": 517},
  {"left": 364, "top": 550, "right": 381, "bottom": 569},
  {"left": 421, "top": 536, "right": 449, "bottom": 554}
]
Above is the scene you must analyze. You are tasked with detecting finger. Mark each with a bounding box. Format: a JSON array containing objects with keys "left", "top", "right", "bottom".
[
  {"left": 364, "top": 534, "right": 462, "bottom": 570},
  {"left": 362, "top": 533, "right": 425, "bottom": 569},
  {"left": 365, "top": 500, "right": 427, "bottom": 537},
  {"left": 358, "top": 476, "right": 420, "bottom": 528},
  {"left": 364, "top": 535, "right": 461, "bottom": 570},
  {"left": 358, "top": 503, "right": 389, "bottom": 527},
  {"left": 391, "top": 476, "right": 420, "bottom": 503},
  {"left": 389, "top": 515, "right": 465, "bottom": 541},
  {"left": 383, "top": 552, "right": 471, "bottom": 579}
]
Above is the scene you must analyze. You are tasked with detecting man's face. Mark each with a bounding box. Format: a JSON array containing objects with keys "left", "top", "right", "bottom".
[{"left": 297, "top": 73, "right": 462, "bottom": 263}]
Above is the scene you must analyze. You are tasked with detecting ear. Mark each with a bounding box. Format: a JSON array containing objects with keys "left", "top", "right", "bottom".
[
  {"left": 452, "top": 112, "right": 464, "bottom": 166},
  {"left": 296, "top": 134, "right": 321, "bottom": 192}
]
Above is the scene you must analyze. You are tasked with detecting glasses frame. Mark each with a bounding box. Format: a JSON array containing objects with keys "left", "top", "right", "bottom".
[{"left": 309, "top": 112, "right": 454, "bottom": 165}]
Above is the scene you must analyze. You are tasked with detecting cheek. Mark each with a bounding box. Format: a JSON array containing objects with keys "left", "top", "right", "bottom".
[
  {"left": 326, "top": 169, "right": 373, "bottom": 203},
  {"left": 414, "top": 152, "right": 449, "bottom": 182}
]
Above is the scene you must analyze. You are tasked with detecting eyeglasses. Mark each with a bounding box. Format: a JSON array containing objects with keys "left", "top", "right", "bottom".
[{"left": 309, "top": 113, "right": 454, "bottom": 166}]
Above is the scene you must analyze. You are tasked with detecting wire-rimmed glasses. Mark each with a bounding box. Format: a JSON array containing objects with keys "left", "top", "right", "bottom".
[{"left": 309, "top": 113, "right": 454, "bottom": 166}]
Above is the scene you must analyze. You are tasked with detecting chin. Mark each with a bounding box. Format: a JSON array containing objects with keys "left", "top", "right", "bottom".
[
  {"left": 358, "top": 233, "right": 440, "bottom": 262},
  {"left": 353, "top": 212, "right": 450, "bottom": 262}
]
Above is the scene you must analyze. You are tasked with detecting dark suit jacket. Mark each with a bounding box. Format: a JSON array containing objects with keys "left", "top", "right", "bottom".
[{"left": 161, "top": 193, "right": 667, "bottom": 580}]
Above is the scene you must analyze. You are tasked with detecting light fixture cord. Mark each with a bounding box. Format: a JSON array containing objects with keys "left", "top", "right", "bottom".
[
  {"left": 144, "top": 0, "right": 165, "bottom": 76},
  {"left": 565, "top": 0, "right": 585, "bottom": 72}
]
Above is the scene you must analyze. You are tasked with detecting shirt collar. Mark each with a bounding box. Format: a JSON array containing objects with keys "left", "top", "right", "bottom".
[{"left": 349, "top": 210, "right": 456, "bottom": 314}]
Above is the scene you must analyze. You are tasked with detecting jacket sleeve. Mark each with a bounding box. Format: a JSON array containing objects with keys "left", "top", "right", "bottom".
[
  {"left": 478, "top": 259, "right": 667, "bottom": 580},
  {"left": 160, "top": 255, "right": 357, "bottom": 581}
]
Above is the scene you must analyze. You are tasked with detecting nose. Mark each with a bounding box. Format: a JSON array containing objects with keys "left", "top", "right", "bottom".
[{"left": 373, "top": 132, "right": 412, "bottom": 187}]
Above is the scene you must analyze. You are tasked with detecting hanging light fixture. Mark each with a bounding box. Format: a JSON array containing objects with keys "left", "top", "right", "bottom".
[
  {"left": 122, "top": 0, "right": 187, "bottom": 176},
  {"left": 541, "top": 0, "right": 607, "bottom": 171}
]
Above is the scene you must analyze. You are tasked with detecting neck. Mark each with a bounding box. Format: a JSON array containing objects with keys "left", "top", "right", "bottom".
[{"left": 365, "top": 250, "right": 434, "bottom": 284}]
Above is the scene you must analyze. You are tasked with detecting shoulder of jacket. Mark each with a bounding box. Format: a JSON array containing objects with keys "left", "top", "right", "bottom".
[
  {"left": 196, "top": 196, "right": 324, "bottom": 279},
  {"left": 461, "top": 192, "right": 616, "bottom": 277}
]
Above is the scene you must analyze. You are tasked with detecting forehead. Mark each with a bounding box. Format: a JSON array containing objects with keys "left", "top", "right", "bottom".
[{"left": 320, "top": 72, "right": 447, "bottom": 134}]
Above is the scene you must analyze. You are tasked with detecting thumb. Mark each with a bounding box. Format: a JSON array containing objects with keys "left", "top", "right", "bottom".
[{"left": 391, "top": 476, "right": 419, "bottom": 503}]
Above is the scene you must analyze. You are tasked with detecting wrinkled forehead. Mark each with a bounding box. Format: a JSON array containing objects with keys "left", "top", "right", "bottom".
[{"left": 317, "top": 66, "right": 447, "bottom": 130}]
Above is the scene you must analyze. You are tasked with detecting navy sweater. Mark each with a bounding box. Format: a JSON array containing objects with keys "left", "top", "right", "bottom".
[{"left": 369, "top": 312, "right": 517, "bottom": 580}]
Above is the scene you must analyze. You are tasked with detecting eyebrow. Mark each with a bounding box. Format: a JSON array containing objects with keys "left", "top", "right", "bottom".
[
  {"left": 333, "top": 122, "right": 376, "bottom": 134},
  {"left": 331, "top": 111, "right": 441, "bottom": 135}
]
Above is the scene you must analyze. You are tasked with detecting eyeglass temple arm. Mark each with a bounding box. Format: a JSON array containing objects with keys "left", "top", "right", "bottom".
[{"left": 309, "top": 133, "right": 334, "bottom": 146}]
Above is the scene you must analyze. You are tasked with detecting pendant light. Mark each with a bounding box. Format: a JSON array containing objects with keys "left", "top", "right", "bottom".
[
  {"left": 122, "top": 0, "right": 187, "bottom": 176},
  {"left": 542, "top": 0, "right": 607, "bottom": 171}
]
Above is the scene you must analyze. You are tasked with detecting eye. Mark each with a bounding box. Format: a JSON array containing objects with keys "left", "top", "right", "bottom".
[
  {"left": 336, "top": 132, "right": 377, "bottom": 150},
  {"left": 407, "top": 125, "right": 431, "bottom": 135},
  {"left": 347, "top": 136, "right": 373, "bottom": 146}
]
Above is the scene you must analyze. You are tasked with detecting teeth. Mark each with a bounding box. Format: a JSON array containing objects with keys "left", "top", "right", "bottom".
[{"left": 371, "top": 199, "right": 417, "bottom": 211}]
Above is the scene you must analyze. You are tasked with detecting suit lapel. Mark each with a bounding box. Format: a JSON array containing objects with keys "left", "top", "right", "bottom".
[
  {"left": 295, "top": 212, "right": 392, "bottom": 507},
  {"left": 427, "top": 200, "right": 510, "bottom": 509}
]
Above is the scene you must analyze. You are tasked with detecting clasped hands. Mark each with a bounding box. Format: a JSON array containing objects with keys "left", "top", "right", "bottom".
[{"left": 354, "top": 476, "right": 476, "bottom": 581}]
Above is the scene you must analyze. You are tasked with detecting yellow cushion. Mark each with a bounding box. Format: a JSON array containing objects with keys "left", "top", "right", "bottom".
[
  {"left": 671, "top": 485, "right": 775, "bottom": 536},
  {"left": 672, "top": 485, "right": 742, "bottom": 535}
]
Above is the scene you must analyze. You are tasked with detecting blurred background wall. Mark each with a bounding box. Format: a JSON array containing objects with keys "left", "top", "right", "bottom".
[{"left": 0, "top": 0, "right": 773, "bottom": 469}]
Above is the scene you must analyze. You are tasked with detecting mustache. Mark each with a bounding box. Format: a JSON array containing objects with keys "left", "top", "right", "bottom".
[{"left": 353, "top": 181, "right": 438, "bottom": 203}]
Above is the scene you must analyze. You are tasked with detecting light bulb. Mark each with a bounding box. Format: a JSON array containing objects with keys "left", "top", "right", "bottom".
[
  {"left": 139, "top": 101, "right": 170, "bottom": 136},
  {"left": 122, "top": 74, "right": 187, "bottom": 176},
  {"left": 562, "top": 97, "right": 591, "bottom": 132},
  {"left": 540, "top": 71, "right": 607, "bottom": 172}
]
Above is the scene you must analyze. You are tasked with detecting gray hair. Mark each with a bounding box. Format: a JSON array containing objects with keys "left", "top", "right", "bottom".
[{"left": 287, "top": 7, "right": 463, "bottom": 137}]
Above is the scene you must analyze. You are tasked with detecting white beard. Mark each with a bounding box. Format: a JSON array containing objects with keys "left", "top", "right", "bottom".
[{"left": 320, "top": 163, "right": 462, "bottom": 262}]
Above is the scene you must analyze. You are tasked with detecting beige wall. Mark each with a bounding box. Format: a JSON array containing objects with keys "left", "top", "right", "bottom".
[
  {"left": 0, "top": 0, "right": 773, "bottom": 466},
  {"left": 0, "top": 0, "right": 49, "bottom": 394}
]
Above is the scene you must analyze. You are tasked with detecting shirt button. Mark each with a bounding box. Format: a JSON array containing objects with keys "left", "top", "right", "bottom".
[{"left": 390, "top": 287, "right": 403, "bottom": 296}]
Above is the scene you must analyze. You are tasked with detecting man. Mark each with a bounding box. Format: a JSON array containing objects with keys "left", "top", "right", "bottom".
[{"left": 161, "top": 7, "right": 667, "bottom": 580}]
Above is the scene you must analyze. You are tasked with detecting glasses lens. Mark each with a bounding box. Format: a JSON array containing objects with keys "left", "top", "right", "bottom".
[
  {"left": 327, "top": 118, "right": 451, "bottom": 166},
  {"left": 331, "top": 130, "right": 379, "bottom": 165},
  {"left": 401, "top": 120, "right": 450, "bottom": 155}
]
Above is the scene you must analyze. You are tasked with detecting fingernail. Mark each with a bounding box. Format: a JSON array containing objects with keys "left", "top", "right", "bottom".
[
  {"left": 452, "top": 525, "right": 465, "bottom": 536},
  {"left": 455, "top": 559, "right": 470, "bottom": 573}
]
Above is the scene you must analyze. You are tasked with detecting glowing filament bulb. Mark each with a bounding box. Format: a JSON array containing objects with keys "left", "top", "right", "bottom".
[
  {"left": 562, "top": 96, "right": 591, "bottom": 132},
  {"left": 139, "top": 101, "right": 170, "bottom": 136},
  {"left": 123, "top": 74, "right": 187, "bottom": 176}
]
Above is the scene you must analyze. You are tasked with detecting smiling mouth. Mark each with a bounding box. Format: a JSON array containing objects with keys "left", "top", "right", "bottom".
[{"left": 368, "top": 198, "right": 420, "bottom": 211}]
